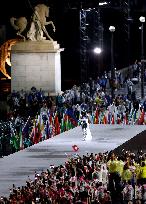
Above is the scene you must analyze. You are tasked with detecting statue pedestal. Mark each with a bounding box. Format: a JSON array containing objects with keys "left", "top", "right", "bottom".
[{"left": 11, "top": 40, "right": 62, "bottom": 95}]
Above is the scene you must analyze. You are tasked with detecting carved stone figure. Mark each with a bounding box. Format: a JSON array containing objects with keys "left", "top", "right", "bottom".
[
  {"left": 27, "top": 4, "right": 55, "bottom": 41},
  {"left": 10, "top": 4, "right": 55, "bottom": 41},
  {"left": 10, "top": 17, "right": 27, "bottom": 40},
  {"left": 0, "top": 39, "right": 19, "bottom": 79}
]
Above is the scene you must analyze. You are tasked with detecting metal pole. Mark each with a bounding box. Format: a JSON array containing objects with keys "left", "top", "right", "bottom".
[
  {"left": 111, "top": 32, "right": 115, "bottom": 99},
  {"left": 141, "top": 23, "right": 144, "bottom": 99},
  {"left": 127, "top": 0, "right": 131, "bottom": 76}
]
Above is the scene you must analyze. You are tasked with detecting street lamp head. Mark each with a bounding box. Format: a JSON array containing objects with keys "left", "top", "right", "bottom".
[
  {"left": 93, "top": 47, "right": 102, "bottom": 54},
  {"left": 99, "top": 2, "right": 108, "bottom": 6},
  {"left": 109, "top": 26, "right": 115, "bottom": 32},
  {"left": 139, "top": 16, "right": 145, "bottom": 23}
]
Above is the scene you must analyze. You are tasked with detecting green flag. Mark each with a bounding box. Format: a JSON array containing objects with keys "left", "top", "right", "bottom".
[
  {"left": 61, "top": 118, "right": 64, "bottom": 133},
  {"left": 19, "top": 127, "right": 24, "bottom": 150},
  {"left": 10, "top": 133, "right": 20, "bottom": 151}
]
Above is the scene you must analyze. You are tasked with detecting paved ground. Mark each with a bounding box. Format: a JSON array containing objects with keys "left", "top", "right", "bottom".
[{"left": 0, "top": 124, "right": 146, "bottom": 197}]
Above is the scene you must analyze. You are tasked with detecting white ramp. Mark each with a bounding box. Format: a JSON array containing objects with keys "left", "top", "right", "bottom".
[{"left": 0, "top": 124, "right": 146, "bottom": 197}]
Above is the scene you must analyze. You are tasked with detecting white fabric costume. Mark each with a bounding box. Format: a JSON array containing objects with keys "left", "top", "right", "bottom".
[{"left": 80, "top": 118, "right": 92, "bottom": 141}]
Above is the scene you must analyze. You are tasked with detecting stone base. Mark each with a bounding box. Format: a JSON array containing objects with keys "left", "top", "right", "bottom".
[{"left": 11, "top": 40, "right": 62, "bottom": 95}]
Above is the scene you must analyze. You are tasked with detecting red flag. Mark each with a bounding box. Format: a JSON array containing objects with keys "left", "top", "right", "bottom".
[
  {"left": 111, "top": 114, "right": 115, "bottom": 124},
  {"left": 103, "top": 115, "right": 107, "bottom": 124},
  {"left": 53, "top": 114, "right": 60, "bottom": 135},
  {"left": 95, "top": 109, "right": 99, "bottom": 124},
  {"left": 49, "top": 115, "right": 53, "bottom": 124},
  {"left": 56, "top": 123, "right": 60, "bottom": 135},
  {"left": 144, "top": 113, "right": 146, "bottom": 124},
  {"left": 117, "top": 117, "right": 121, "bottom": 124},
  {"left": 32, "top": 120, "right": 37, "bottom": 144},
  {"left": 124, "top": 114, "right": 128, "bottom": 125},
  {"left": 52, "top": 125, "right": 56, "bottom": 137},
  {"left": 33, "top": 122, "right": 42, "bottom": 144},
  {"left": 54, "top": 114, "right": 59, "bottom": 124},
  {"left": 140, "top": 109, "right": 145, "bottom": 124},
  {"left": 72, "top": 145, "right": 79, "bottom": 152}
]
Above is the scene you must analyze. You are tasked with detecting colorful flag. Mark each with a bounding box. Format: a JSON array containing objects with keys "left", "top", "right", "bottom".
[
  {"left": 72, "top": 145, "right": 79, "bottom": 152},
  {"left": 10, "top": 133, "right": 20, "bottom": 151},
  {"left": 19, "top": 126, "right": 24, "bottom": 150},
  {"left": 124, "top": 114, "right": 128, "bottom": 125},
  {"left": 61, "top": 118, "right": 64, "bottom": 133},
  {"left": 103, "top": 115, "right": 107, "bottom": 124},
  {"left": 46, "top": 120, "right": 50, "bottom": 139},
  {"left": 95, "top": 109, "right": 99, "bottom": 124},
  {"left": 111, "top": 114, "right": 115, "bottom": 124}
]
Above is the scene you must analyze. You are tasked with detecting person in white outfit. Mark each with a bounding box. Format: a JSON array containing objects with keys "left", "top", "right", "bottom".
[{"left": 80, "top": 113, "right": 92, "bottom": 141}]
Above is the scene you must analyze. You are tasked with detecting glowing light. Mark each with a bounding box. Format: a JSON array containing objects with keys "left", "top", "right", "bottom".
[
  {"left": 6, "top": 58, "right": 11, "bottom": 66},
  {"left": 99, "top": 2, "right": 108, "bottom": 6},
  {"left": 93, "top": 47, "right": 102, "bottom": 54},
  {"left": 139, "top": 16, "right": 145, "bottom": 23}
]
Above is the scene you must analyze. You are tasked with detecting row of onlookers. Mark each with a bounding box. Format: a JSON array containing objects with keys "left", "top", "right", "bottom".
[
  {"left": 1, "top": 149, "right": 146, "bottom": 203},
  {"left": 1, "top": 73, "right": 146, "bottom": 157}
]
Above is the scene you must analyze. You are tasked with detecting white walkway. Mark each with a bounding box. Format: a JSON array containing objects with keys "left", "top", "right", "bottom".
[{"left": 0, "top": 124, "right": 146, "bottom": 197}]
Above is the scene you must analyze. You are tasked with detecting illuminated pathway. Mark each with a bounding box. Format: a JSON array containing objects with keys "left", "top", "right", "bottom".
[{"left": 0, "top": 124, "right": 146, "bottom": 197}]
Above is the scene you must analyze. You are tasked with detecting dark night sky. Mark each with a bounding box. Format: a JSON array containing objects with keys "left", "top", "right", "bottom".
[{"left": 0, "top": 0, "right": 146, "bottom": 89}]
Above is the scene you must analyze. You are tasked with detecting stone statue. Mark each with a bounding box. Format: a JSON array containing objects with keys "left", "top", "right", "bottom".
[
  {"left": 27, "top": 4, "right": 55, "bottom": 41},
  {"left": 10, "top": 4, "right": 55, "bottom": 41},
  {"left": 10, "top": 17, "right": 28, "bottom": 40},
  {"left": 0, "top": 39, "right": 19, "bottom": 79}
]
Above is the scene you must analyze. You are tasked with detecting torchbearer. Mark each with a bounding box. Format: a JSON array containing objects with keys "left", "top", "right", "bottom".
[{"left": 80, "top": 113, "right": 92, "bottom": 141}]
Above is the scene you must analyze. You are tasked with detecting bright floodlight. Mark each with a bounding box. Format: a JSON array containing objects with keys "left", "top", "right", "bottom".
[
  {"left": 94, "top": 47, "right": 102, "bottom": 54},
  {"left": 109, "top": 26, "right": 115, "bottom": 32},
  {"left": 99, "top": 2, "right": 108, "bottom": 6},
  {"left": 139, "top": 16, "right": 145, "bottom": 23}
]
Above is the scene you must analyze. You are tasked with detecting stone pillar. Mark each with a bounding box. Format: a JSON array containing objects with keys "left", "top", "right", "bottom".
[{"left": 11, "top": 40, "right": 62, "bottom": 95}]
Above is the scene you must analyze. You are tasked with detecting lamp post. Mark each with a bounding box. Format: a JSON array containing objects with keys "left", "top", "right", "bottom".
[
  {"left": 109, "top": 25, "right": 115, "bottom": 99},
  {"left": 139, "top": 16, "right": 145, "bottom": 99},
  {"left": 93, "top": 47, "right": 102, "bottom": 76},
  {"left": 93, "top": 47, "right": 102, "bottom": 54}
]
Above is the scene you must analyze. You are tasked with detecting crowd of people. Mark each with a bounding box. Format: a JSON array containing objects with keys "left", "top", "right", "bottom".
[
  {"left": 0, "top": 87, "right": 50, "bottom": 156},
  {"left": 0, "top": 65, "right": 146, "bottom": 202},
  {"left": 1, "top": 149, "right": 146, "bottom": 203},
  {"left": 1, "top": 71, "right": 146, "bottom": 157}
]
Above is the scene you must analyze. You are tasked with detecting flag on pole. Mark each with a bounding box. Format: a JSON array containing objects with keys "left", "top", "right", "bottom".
[
  {"left": 138, "top": 109, "right": 144, "bottom": 125},
  {"left": 103, "top": 115, "right": 107, "bottom": 124},
  {"left": 52, "top": 124, "right": 56, "bottom": 137},
  {"left": 19, "top": 126, "right": 24, "bottom": 150},
  {"left": 32, "top": 119, "right": 42, "bottom": 144},
  {"left": 133, "top": 110, "right": 137, "bottom": 123},
  {"left": 46, "top": 120, "right": 50, "bottom": 139},
  {"left": 10, "top": 133, "right": 19, "bottom": 152},
  {"left": 54, "top": 114, "right": 60, "bottom": 135},
  {"left": 124, "top": 114, "right": 128, "bottom": 125},
  {"left": 72, "top": 145, "right": 79, "bottom": 152},
  {"left": 144, "top": 113, "right": 146, "bottom": 124},
  {"left": 111, "top": 114, "right": 115, "bottom": 124},
  {"left": 60, "top": 118, "right": 64, "bottom": 133}
]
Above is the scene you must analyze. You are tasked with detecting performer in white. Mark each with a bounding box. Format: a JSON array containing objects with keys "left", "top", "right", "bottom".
[{"left": 80, "top": 117, "right": 92, "bottom": 141}]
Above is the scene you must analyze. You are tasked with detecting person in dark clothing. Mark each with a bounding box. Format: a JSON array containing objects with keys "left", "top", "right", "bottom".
[
  {"left": 131, "top": 91, "right": 136, "bottom": 102},
  {"left": 46, "top": 93, "right": 53, "bottom": 109},
  {"left": 133, "top": 99, "right": 139, "bottom": 111},
  {"left": 143, "top": 98, "right": 146, "bottom": 112}
]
